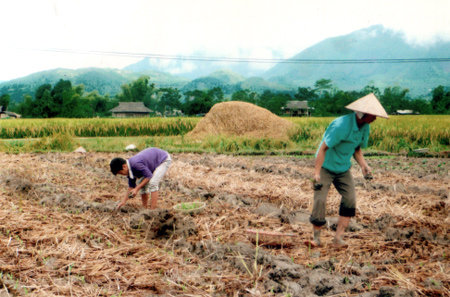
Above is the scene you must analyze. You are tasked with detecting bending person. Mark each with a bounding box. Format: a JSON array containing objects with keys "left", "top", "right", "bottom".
[
  {"left": 306, "top": 93, "right": 389, "bottom": 248},
  {"left": 110, "top": 147, "right": 172, "bottom": 210}
]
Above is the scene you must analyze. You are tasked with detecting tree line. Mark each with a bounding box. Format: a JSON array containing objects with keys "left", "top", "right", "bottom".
[{"left": 1, "top": 76, "right": 449, "bottom": 118}]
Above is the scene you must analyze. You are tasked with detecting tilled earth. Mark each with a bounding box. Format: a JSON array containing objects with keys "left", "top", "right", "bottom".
[{"left": 0, "top": 152, "right": 449, "bottom": 296}]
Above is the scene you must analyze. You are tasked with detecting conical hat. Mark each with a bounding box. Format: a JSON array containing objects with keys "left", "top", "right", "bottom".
[{"left": 345, "top": 93, "right": 389, "bottom": 119}]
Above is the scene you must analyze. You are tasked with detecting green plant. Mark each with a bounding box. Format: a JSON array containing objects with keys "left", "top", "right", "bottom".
[{"left": 177, "top": 202, "right": 202, "bottom": 210}]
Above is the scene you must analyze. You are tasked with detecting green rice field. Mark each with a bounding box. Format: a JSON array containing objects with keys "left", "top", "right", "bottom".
[{"left": 1, "top": 115, "right": 449, "bottom": 154}]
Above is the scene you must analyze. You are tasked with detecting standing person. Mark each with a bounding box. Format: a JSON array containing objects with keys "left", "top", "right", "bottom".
[
  {"left": 305, "top": 93, "right": 389, "bottom": 248},
  {"left": 110, "top": 147, "right": 172, "bottom": 210}
]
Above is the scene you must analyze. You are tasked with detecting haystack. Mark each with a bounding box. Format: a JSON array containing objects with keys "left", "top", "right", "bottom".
[{"left": 188, "top": 101, "right": 293, "bottom": 139}]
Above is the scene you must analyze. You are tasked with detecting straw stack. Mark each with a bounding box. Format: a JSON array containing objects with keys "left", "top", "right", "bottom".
[{"left": 188, "top": 101, "right": 293, "bottom": 139}]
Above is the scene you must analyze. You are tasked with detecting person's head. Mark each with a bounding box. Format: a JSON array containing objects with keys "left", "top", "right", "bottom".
[
  {"left": 355, "top": 112, "right": 377, "bottom": 125},
  {"left": 345, "top": 93, "right": 389, "bottom": 123},
  {"left": 110, "top": 157, "right": 128, "bottom": 176}
]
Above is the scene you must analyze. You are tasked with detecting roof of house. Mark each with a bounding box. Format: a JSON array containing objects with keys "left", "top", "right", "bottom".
[
  {"left": 285, "top": 101, "right": 309, "bottom": 110},
  {"left": 396, "top": 110, "right": 414, "bottom": 114},
  {"left": 109, "top": 102, "right": 153, "bottom": 113},
  {"left": 0, "top": 106, "right": 21, "bottom": 117},
  {"left": 4, "top": 111, "right": 20, "bottom": 117}
]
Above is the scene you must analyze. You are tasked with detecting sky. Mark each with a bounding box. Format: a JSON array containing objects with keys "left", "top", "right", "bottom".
[{"left": 1, "top": 0, "right": 449, "bottom": 82}]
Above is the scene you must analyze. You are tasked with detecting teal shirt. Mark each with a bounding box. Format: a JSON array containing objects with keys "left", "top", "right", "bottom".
[{"left": 317, "top": 113, "right": 370, "bottom": 174}]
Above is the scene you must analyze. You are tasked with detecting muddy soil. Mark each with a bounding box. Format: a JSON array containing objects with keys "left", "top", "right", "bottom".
[{"left": 0, "top": 152, "right": 449, "bottom": 296}]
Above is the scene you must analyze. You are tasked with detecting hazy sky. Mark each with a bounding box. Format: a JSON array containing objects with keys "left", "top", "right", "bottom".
[{"left": 1, "top": 0, "right": 449, "bottom": 81}]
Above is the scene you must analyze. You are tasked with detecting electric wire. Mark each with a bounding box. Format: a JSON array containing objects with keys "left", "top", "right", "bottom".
[{"left": 13, "top": 47, "right": 450, "bottom": 64}]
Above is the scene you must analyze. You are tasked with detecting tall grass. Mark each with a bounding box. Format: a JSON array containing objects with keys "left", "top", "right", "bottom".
[
  {"left": 368, "top": 115, "right": 450, "bottom": 152},
  {"left": 1, "top": 115, "right": 449, "bottom": 154},
  {"left": 287, "top": 115, "right": 450, "bottom": 153},
  {"left": 0, "top": 117, "right": 199, "bottom": 138}
]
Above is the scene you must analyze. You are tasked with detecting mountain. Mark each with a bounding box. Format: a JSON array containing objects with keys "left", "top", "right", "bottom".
[
  {"left": 178, "top": 69, "right": 291, "bottom": 95},
  {"left": 180, "top": 69, "right": 245, "bottom": 92},
  {"left": 0, "top": 68, "right": 190, "bottom": 103},
  {"left": 3, "top": 25, "right": 449, "bottom": 103},
  {"left": 263, "top": 25, "right": 450, "bottom": 97},
  {"left": 124, "top": 57, "right": 266, "bottom": 79}
]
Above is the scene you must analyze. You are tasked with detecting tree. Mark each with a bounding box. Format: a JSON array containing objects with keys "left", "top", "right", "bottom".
[
  {"left": 16, "top": 95, "right": 33, "bottom": 117},
  {"left": 409, "top": 98, "right": 432, "bottom": 114},
  {"left": 431, "top": 86, "right": 450, "bottom": 114},
  {"left": 0, "top": 94, "right": 11, "bottom": 110},
  {"left": 182, "top": 87, "right": 224, "bottom": 115},
  {"left": 259, "top": 90, "right": 292, "bottom": 115},
  {"left": 158, "top": 88, "right": 182, "bottom": 114},
  {"left": 294, "top": 87, "right": 317, "bottom": 101},
  {"left": 86, "top": 91, "right": 117, "bottom": 117},
  {"left": 314, "top": 79, "right": 333, "bottom": 97},
  {"left": 116, "top": 75, "right": 155, "bottom": 103},
  {"left": 231, "top": 89, "right": 258, "bottom": 104},
  {"left": 51, "top": 79, "right": 73, "bottom": 116},
  {"left": 361, "top": 84, "right": 381, "bottom": 97},
  {"left": 380, "top": 86, "right": 410, "bottom": 114},
  {"left": 30, "top": 89, "right": 54, "bottom": 118}
]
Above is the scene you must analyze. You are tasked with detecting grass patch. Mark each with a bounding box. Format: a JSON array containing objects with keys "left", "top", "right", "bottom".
[{"left": 2, "top": 115, "right": 450, "bottom": 154}]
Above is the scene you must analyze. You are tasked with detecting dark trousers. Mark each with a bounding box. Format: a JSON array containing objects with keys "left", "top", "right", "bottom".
[{"left": 309, "top": 167, "right": 356, "bottom": 227}]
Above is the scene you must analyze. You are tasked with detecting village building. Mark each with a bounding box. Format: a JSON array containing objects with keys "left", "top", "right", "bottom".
[
  {"left": 109, "top": 102, "right": 153, "bottom": 118},
  {"left": 0, "top": 106, "right": 21, "bottom": 119},
  {"left": 393, "top": 109, "right": 420, "bottom": 115},
  {"left": 282, "top": 101, "right": 310, "bottom": 116}
]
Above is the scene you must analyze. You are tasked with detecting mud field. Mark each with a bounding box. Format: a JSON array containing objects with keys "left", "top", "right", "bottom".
[{"left": 0, "top": 152, "right": 449, "bottom": 296}]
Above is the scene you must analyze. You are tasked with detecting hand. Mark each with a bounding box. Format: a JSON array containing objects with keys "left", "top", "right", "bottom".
[
  {"left": 311, "top": 175, "right": 323, "bottom": 191},
  {"left": 130, "top": 188, "right": 139, "bottom": 197},
  {"left": 313, "top": 174, "right": 321, "bottom": 184},
  {"left": 116, "top": 200, "right": 126, "bottom": 210},
  {"left": 362, "top": 165, "right": 372, "bottom": 176}
]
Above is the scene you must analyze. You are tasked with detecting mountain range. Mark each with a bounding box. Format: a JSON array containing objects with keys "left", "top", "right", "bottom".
[
  {"left": 1, "top": 24, "right": 449, "bottom": 103},
  {"left": 263, "top": 25, "right": 450, "bottom": 97}
]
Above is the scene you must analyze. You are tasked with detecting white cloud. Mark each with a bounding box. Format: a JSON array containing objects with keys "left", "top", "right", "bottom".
[{"left": 0, "top": 0, "right": 449, "bottom": 81}]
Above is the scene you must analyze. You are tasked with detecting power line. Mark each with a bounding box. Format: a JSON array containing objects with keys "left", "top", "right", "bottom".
[{"left": 13, "top": 47, "right": 450, "bottom": 64}]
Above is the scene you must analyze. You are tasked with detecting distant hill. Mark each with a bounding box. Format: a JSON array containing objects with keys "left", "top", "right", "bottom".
[
  {"left": 179, "top": 69, "right": 292, "bottom": 94},
  {"left": 0, "top": 68, "right": 190, "bottom": 103},
  {"left": 180, "top": 69, "right": 244, "bottom": 93},
  {"left": 238, "top": 77, "right": 292, "bottom": 93},
  {"left": 263, "top": 25, "right": 450, "bottom": 97},
  {"left": 124, "top": 57, "right": 265, "bottom": 79},
  {"left": 3, "top": 25, "right": 449, "bottom": 103}
]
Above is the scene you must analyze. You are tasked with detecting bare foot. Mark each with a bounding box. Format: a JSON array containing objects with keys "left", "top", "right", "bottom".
[
  {"left": 304, "top": 240, "right": 320, "bottom": 248},
  {"left": 332, "top": 238, "right": 348, "bottom": 248}
]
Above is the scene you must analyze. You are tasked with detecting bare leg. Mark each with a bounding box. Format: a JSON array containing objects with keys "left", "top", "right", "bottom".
[
  {"left": 150, "top": 191, "right": 159, "bottom": 209},
  {"left": 333, "top": 216, "right": 350, "bottom": 247},
  {"left": 141, "top": 193, "right": 149, "bottom": 208}
]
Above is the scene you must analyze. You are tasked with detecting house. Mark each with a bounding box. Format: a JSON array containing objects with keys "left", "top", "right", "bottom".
[
  {"left": 282, "top": 101, "right": 310, "bottom": 116},
  {"left": 393, "top": 110, "right": 420, "bottom": 115},
  {"left": 0, "top": 106, "right": 21, "bottom": 119},
  {"left": 109, "top": 102, "right": 153, "bottom": 118}
]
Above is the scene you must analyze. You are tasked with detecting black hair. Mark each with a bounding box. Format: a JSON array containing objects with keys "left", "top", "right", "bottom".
[{"left": 110, "top": 157, "right": 126, "bottom": 175}]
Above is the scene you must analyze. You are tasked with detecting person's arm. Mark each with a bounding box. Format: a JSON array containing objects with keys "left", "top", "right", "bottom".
[
  {"left": 353, "top": 146, "right": 371, "bottom": 176},
  {"left": 314, "top": 142, "right": 329, "bottom": 183},
  {"left": 130, "top": 178, "right": 150, "bottom": 196},
  {"left": 117, "top": 187, "right": 133, "bottom": 209}
]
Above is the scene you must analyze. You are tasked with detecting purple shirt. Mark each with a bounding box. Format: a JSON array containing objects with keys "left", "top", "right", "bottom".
[{"left": 127, "top": 148, "right": 168, "bottom": 188}]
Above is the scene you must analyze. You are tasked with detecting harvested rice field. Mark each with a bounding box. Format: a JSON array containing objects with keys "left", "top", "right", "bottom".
[{"left": 0, "top": 152, "right": 449, "bottom": 296}]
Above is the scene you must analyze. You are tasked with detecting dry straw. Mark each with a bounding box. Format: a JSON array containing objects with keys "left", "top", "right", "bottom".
[
  {"left": 1, "top": 152, "right": 449, "bottom": 296},
  {"left": 188, "top": 101, "right": 294, "bottom": 139}
]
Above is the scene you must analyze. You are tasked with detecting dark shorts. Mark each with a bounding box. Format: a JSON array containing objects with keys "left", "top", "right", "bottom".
[{"left": 309, "top": 167, "right": 356, "bottom": 227}]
